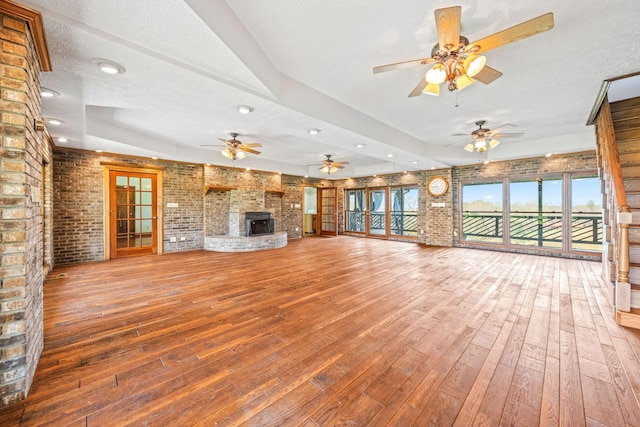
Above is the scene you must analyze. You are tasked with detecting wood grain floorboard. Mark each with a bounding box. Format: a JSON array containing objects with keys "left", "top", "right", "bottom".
[{"left": 0, "top": 237, "right": 638, "bottom": 426}]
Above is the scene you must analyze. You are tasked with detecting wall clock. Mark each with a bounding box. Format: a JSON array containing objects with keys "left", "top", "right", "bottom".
[{"left": 427, "top": 176, "right": 449, "bottom": 196}]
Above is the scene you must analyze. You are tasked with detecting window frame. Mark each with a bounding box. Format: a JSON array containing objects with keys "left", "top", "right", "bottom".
[{"left": 458, "top": 170, "right": 601, "bottom": 257}]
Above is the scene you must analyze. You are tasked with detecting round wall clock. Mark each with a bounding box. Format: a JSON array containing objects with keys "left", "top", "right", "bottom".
[{"left": 427, "top": 176, "right": 449, "bottom": 196}]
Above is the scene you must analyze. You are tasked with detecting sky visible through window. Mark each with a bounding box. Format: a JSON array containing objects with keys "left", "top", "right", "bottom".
[{"left": 463, "top": 177, "right": 601, "bottom": 212}]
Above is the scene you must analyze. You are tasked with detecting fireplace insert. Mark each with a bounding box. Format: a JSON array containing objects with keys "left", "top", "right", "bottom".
[{"left": 245, "top": 212, "right": 275, "bottom": 236}]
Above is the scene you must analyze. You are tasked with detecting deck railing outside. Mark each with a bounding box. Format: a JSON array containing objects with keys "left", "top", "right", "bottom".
[{"left": 462, "top": 211, "right": 602, "bottom": 249}]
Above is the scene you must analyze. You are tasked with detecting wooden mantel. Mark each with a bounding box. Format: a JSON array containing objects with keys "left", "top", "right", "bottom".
[{"left": 204, "top": 185, "right": 284, "bottom": 197}]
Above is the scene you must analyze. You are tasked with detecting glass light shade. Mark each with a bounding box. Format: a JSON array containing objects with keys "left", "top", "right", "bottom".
[
  {"left": 320, "top": 166, "right": 329, "bottom": 173},
  {"left": 489, "top": 139, "right": 500, "bottom": 149},
  {"left": 464, "top": 143, "right": 474, "bottom": 152},
  {"left": 456, "top": 74, "right": 474, "bottom": 91},
  {"left": 422, "top": 83, "right": 440, "bottom": 96},
  {"left": 425, "top": 64, "right": 447, "bottom": 85},
  {"left": 221, "top": 148, "right": 233, "bottom": 159},
  {"left": 464, "top": 55, "right": 486, "bottom": 77},
  {"left": 474, "top": 138, "right": 487, "bottom": 149},
  {"left": 236, "top": 150, "right": 246, "bottom": 159}
]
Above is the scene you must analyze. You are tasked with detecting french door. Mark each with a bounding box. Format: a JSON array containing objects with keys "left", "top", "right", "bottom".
[
  {"left": 109, "top": 170, "right": 158, "bottom": 258},
  {"left": 319, "top": 187, "right": 338, "bottom": 236},
  {"left": 367, "top": 187, "right": 388, "bottom": 237}
]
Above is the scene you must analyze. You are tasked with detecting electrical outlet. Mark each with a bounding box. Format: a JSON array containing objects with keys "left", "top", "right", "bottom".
[
  {"left": 180, "top": 237, "right": 186, "bottom": 241},
  {"left": 169, "top": 236, "right": 177, "bottom": 242}
]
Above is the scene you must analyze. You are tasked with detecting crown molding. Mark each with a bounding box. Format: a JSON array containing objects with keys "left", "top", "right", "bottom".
[{"left": 0, "top": 0, "right": 51, "bottom": 71}]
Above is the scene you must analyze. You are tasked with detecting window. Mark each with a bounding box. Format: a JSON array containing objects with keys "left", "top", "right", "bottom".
[
  {"left": 390, "top": 187, "right": 418, "bottom": 236},
  {"left": 571, "top": 176, "right": 602, "bottom": 251},
  {"left": 345, "top": 189, "right": 365, "bottom": 232},
  {"left": 460, "top": 173, "right": 602, "bottom": 254},
  {"left": 509, "top": 177, "right": 562, "bottom": 248},
  {"left": 462, "top": 182, "right": 503, "bottom": 243}
]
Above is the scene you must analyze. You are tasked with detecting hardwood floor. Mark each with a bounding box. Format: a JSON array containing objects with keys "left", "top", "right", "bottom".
[{"left": 1, "top": 237, "right": 639, "bottom": 426}]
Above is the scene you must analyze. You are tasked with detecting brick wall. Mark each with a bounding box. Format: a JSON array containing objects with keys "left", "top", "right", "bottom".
[
  {"left": 204, "top": 166, "right": 286, "bottom": 237},
  {"left": 0, "top": 11, "right": 52, "bottom": 406},
  {"left": 53, "top": 150, "right": 204, "bottom": 265}
]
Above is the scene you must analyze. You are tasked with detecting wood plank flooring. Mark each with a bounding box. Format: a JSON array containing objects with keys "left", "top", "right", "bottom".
[{"left": 1, "top": 237, "right": 639, "bottom": 426}]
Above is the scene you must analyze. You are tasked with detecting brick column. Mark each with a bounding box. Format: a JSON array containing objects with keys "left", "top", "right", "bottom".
[{"left": 0, "top": 5, "right": 52, "bottom": 407}]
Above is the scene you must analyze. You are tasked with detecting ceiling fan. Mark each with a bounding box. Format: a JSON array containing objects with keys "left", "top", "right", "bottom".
[
  {"left": 201, "top": 133, "right": 262, "bottom": 160},
  {"left": 320, "top": 155, "right": 349, "bottom": 174},
  {"left": 372, "top": 6, "right": 554, "bottom": 97},
  {"left": 453, "top": 120, "right": 523, "bottom": 153}
]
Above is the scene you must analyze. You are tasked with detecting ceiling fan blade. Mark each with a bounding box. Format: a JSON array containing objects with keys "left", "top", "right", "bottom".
[
  {"left": 408, "top": 78, "right": 428, "bottom": 97},
  {"left": 434, "top": 6, "right": 461, "bottom": 50},
  {"left": 473, "top": 65, "right": 502, "bottom": 84},
  {"left": 241, "top": 143, "right": 262, "bottom": 148},
  {"left": 218, "top": 138, "right": 233, "bottom": 144},
  {"left": 373, "top": 58, "right": 435, "bottom": 74},
  {"left": 466, "top": 12, "right": 554, "bottom": 54},
  {"left": 491, "top": 132, "right": 524, "bottom": 138},
  {"left": 240, "top": 147, "right": 261, "bottom": 155},
  {"left": 333, "top": 161, "right": 350, "bottom": 166}
]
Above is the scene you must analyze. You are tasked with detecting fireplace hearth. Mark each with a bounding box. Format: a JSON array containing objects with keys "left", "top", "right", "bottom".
[{"left": 245, "top": 212, "right": 275, "bottom": 236}]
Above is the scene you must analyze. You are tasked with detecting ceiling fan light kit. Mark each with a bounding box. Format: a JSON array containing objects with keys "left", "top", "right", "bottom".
[
  {"left": 319, "top": 154, "right": 349, "bottom": 175},
  {"left": 373, "top": 6, "right": 554, "bottom": 97},
  {"left": 459, "top": 120, "right": 522, "bottom": 153},
  {"left": 201, "top": 132, "right": 262, "bottom": 161}
]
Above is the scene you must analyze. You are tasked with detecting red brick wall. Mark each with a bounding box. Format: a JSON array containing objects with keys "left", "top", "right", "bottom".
[
  {"left": 0, "top": 11, "right": 52, "bottom": 406},
  {"left": 53, "top": 150, "right": 204, "bottom": 265}
]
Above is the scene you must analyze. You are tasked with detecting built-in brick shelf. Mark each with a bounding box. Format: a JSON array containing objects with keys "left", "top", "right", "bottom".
[{"left": 204, "top": 231, "right": 288, "bottom": 252}]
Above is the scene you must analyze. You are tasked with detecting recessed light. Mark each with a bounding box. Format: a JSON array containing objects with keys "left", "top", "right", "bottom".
[
  {"left": 483, "top": 160, "right": 490, "bottom": 164},
  {"left": 246, "top": 167, "right": 251, "bottom": 171},
  {"left": 308, "top": 128, "right": 320, "bottom": 135},
  {"left": 412, "top": 161, "right": 419, "bottom": 164},
  {"left": 95, "top": 149, "right": 104, "bottom": 153},
  {"left": 56, "top": 137, "right": 68, "bottom": 143},
  {"left": 430, "top": 166, "right": 436, "bottom": 170},
  {"left": 304, "top": 175, "right": 309, "bottom": 178},
  {"left": 355, "top": 144, "right": 365, "bottom": 148},
  {"left": 151, "top": 156, "right": 158, "bottom": 160},
  {"left": 40, "top": 88, "right": 59, "bottom": 98},
  {"left": 45, "top": 118, "right": 63, "bottom": 125},
  {"left": 386, "top": 153, "right": 395, "bottom": 158},
  {"left": 238, "top": 105, "right": 254, "bottom": 114},
  {"left": 545, "top": 153, "right": 553, "bottom": 157},
  {"left": 93, "top": 58, "right": 125, "bottom": 74},
  {"left": 373, "top": 174, "right": 377, "bottom": 177},
  {"left": 278, "top": 172, "right": 282, "bottom": 175},
  {"left": 205, "top": 163, "right": 211, "bottom": 166},
  {"left": 403, "top": 171, "right": 408, "bottom": 174}
]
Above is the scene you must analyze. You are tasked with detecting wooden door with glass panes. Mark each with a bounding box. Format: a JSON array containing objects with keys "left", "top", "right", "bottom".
[
  {"left": 319, "top": 187, "right": 337, "bottom": 236},
  {"left": 109, "top": 171, "right": 158, "bottom": 258}
]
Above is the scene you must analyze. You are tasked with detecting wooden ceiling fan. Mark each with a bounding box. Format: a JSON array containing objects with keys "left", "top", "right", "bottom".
[
  {"left": 320, "top": 155, "right": 349, "bottom": 174},
  {"left": 373, "top": 6, "right": 554, "bottom": 97},
  {"left": 201, "top": 133, "right": 262, "bottom": 160},
  {"left": 452, "top": 120, "right": 523, "bottom": 153}
]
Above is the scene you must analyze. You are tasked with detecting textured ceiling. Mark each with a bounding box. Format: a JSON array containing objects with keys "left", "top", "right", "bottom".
[{"left": 22, "top": 0, "right": 640, "bottom": 177}]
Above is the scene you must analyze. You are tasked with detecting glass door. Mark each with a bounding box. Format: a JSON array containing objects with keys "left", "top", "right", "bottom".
[
  {"left": 367, "top": 188, "right": 388, "bottom": 237},
  {"left": 319, "top": 187, "right": 337, "bottom": 236},
  {"left": 345, "top": 189, "right": 366, "bottom": 233},
  {"left": 109, "top": 171, "right": 158, "bottom": 258}
]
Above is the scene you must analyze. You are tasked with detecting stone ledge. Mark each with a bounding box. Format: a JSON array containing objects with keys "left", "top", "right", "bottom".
[{"left": 204, "top": 231, "right": 288, "bottom": 252}]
